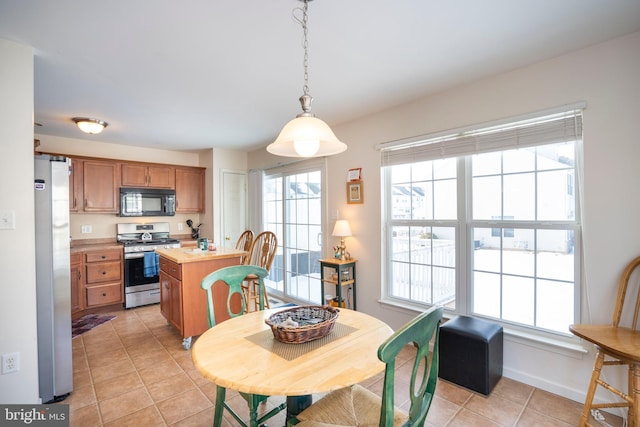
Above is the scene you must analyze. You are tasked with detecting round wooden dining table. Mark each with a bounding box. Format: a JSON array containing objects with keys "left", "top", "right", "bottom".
[{"left": 191, "top": 307, "right": 393, "bottom": 422}]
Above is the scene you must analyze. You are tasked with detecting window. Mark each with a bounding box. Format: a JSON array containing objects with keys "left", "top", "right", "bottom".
[{"left": 381, "top": 108, "right": 582, "bottom": 335}]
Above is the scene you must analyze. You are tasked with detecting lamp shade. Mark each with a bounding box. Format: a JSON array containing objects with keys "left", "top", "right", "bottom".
[
  {"left": 267, "top": 116, "right": 347, "bottom": 158},
  {"left": 332, "top": 220, "right": 352, "bottom": 237},
  {"left": 72, "top": 117, "right": 108, "bottom": 134}
]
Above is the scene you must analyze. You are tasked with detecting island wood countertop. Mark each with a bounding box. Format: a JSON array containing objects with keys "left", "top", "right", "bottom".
[{"left": 155, "top": 247, "right": 247, "bottom": 264}]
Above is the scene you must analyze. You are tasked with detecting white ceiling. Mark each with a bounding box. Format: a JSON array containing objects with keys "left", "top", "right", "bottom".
[{"left": 1, "top": 0, "right": 639, "bottom": 152}]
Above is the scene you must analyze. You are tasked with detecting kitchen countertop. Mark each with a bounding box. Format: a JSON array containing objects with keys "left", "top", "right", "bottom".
[
  {"left": 155, "top": 247, "right": 247, "bottom": 264},
  {"left": 70, "top": 241, "right": 122, "bottom": 252}
]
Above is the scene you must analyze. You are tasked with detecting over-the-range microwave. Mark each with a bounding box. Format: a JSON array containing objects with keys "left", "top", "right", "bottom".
[{"left": 119, "top": 188, "right": 176, "bottom": 217}]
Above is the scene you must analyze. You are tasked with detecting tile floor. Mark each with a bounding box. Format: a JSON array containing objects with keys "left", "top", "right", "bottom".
[{"left": 64, "top": 304, "right": 625, "bottom": 427}]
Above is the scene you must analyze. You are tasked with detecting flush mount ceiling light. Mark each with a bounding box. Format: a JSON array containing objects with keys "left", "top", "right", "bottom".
[
  {"left": 72, "top": 117, "right": 108, "bottom": 134},
  {"left": 267, "top": 0, "right": 347, "bottom": 158}
]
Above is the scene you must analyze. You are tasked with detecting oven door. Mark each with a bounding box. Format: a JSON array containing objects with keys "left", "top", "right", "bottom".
[{"left": 124, "top": 252, "right": 159, "bottom": 288}]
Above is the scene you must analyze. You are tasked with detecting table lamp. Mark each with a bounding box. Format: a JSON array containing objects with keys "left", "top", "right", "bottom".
[{"left": 332, "top": 220, "right": 352, "bottom": 260}]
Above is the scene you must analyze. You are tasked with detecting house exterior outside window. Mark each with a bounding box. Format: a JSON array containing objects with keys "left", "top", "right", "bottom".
[{"left": 381, "top": 108, "right": 582, "bottom": 336}]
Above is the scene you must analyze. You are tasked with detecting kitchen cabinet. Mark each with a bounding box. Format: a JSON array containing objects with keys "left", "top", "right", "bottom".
[
  {"left": 82, "top": 160, "right": 119, "bottom": 213},
  {"left": 65, "top": 155, "right": 205, "bottom": 214},
  {"left": 159, "top": 258, "right": 182, "bottom": 332},
  {"left": 121, "top": 163, "right": 175, "bottom": 189},
  {"left": 69, "top": 158, "right": 83, "bottom": 212},
  {"left": 83, "top": 249, "right": 123, "bottom": 308},
  {"left": 70, "top": 252, "right": 83, "bottom": 314},
  {"left": 175, "top": 167, "right": 205, "bottom": 213},
  {"left": 157, "top": 248, "right": 245, "bottom": 349}
]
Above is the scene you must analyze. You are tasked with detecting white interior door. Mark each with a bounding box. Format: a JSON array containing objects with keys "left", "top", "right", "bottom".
[{"left": 221, "top": 170, "right": 247, "bottom": 248}]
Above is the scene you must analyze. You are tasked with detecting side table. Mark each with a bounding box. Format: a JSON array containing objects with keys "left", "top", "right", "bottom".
[{"left": 319, "top": 258, "right": 357, "bottom": 310}]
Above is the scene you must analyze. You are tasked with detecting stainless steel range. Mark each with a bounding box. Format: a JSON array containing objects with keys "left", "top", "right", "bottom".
[{"left": 117, "top": 222, "right": 180, "bottom": 309}]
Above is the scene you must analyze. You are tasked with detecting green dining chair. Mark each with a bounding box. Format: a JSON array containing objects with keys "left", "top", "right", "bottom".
[
  {"left": 200, "top": 265, "right": 286, "bottom": 427},
  {"left": 289, "top": 306, "right": 443, "bottom": 427}
]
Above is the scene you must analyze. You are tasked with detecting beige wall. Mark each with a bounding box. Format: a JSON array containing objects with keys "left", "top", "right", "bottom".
[
  {"left": 37, "top": 134, "right": 202, "bottom": 166},
  {"left": 36, "top": 135, "right": 211, "bottom": 241},
  {"left": 250, "top": 31, "right": 640, "bottom": 408},
  {"left": 0, "top": 39, "right": 40, "bottom": 403}
]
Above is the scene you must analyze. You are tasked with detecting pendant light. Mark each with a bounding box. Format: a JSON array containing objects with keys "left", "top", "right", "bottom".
[{"left": 267, "top": 0, "right": 347, "bottom": 158}]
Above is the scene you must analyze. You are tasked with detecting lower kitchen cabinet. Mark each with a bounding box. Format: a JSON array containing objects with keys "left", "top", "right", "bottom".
[
  {"left": 83, "top": 248, "right": 123, "bottom": 308},
  {"left": 159, "top": 253, "right": 241, "bottom": 349},
  {"left": 160, "top": 269, "right": 182, "bottom": 332},
  {"left": 70, "top": 252, "right": 83, "bottom": 314}
]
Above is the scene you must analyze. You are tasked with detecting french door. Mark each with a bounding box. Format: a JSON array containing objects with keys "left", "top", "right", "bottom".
[{"left": 263, "top": 162, "right": 325, "bottom": 304}]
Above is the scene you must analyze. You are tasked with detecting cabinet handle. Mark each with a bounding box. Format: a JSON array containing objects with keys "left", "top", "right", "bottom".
[
  {"left": 102, "top": 271, "right": 106, "bottom": 275},
  {"left": 101, "top": 255, "right": 106, "bottom": 259},
  {"left": 102, "top": 293, "right": 107, "bottom": 297},
  {"left": 77, "top": 271, "right": 81, "bottom": 280}
]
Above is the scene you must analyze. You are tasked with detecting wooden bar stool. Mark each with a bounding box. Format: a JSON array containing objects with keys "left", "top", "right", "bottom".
[{"left": 570, "top": 256, "right": 640, "bottom": 427}]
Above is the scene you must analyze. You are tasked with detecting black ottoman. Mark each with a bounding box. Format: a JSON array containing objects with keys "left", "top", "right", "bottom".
[{"left": 438, "top": 316, "right": 503, "bottom": 395}]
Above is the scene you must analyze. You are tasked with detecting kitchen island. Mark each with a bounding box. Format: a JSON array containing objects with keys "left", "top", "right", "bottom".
[{"left": 156, "top": 247, "right": 247, "bottom": 349}]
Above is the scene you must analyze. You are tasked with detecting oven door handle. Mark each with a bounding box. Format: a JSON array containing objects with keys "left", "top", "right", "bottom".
[{"left": 124, "top": 252, "right": 148, "bottom": 259}]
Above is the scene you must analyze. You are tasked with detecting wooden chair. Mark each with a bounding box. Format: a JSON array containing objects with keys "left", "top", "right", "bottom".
[
  {"left": 200, "top": 265, "right": 286, "bottom": 427},
  {"left": 235, "top": 229, "right": 254, "bottom": 265},
  {"left": 290, "top": 306, "right": 443, "bottom": 427},
  {"left": 242, "top": 231, "right": 278, "bottom": 312},
  {"left": 570, "top": 256, "right": 640, "bottom": 427}
]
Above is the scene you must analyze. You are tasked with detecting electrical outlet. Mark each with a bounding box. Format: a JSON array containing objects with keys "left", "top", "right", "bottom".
[
  {"left": 2, "top": 352, "right": 20, "bottom": 374},
  {"left": 177, "top": 223, "right": 183, "bottom": 231},
  {"left": 0, "top": 210, "right": 16, "bottom": 230},
  {"left": 81, "top": 225, "right": 92, "bottom": 234}
]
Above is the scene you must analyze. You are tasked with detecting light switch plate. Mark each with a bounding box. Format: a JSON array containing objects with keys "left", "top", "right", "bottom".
[{"left": 0, "top": 210, "right": 16, "bottom": 230}]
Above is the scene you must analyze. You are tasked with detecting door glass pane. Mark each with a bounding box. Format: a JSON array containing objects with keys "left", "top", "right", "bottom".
[{"left": 265, "top": 170, "right": 323, "bottom": 304}]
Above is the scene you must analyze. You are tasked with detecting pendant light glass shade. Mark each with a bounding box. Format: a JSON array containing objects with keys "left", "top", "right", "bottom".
[{"left": 268, "top": 115, "right": 347, "bottom": 158}]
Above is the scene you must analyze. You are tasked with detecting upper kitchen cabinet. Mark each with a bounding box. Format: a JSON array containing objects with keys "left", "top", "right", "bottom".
[
  {"left": 175, "top": 167, "right": 205, "bottom": 213},
  {"left": 69, "top": 158, "right": 83, "bottom": 212},
  {"left": 121, "top": 163, "right": 175, "bottom": 189},
  {"left": 82, "top": 160, "right": 119, "bottom": 213}
]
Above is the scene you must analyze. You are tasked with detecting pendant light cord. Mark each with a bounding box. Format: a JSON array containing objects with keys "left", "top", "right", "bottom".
[
  {"left": 302, "top": 0, "right": 309, "bottom": 97},
  {"left": 294, "top": 1, "right": 310, "bottom": 99}
]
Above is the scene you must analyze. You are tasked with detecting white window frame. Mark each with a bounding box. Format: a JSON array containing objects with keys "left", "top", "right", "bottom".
[{"left": 379, "top": 104, "right": 584, "bottom": 339}]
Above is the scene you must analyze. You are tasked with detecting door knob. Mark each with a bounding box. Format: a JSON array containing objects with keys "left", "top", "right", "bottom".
[{"left": 225, "top": 236, "right": 230, "bottom": 241}]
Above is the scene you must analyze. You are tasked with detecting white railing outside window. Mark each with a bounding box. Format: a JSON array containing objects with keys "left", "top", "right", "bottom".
[{"left": 381, "top": 107, "right": 583, "bottom": 336}]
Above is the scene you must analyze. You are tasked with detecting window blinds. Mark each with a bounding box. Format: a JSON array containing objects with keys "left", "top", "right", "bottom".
[{"left": 380, "top": 107, "right": 583, "bottom": 167}]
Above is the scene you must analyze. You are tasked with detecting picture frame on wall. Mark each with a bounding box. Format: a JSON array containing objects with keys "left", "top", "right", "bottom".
[
  {"left": 347, "top": 181, "right": 364, "bottom": 204},
  {"left": 347, "top": 168, "right": 362, "bottom": 182}
]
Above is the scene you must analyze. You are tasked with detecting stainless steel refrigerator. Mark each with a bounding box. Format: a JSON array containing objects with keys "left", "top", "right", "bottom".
[{"left": 34, "top": 155, "right": 73, "bottom": 403}]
